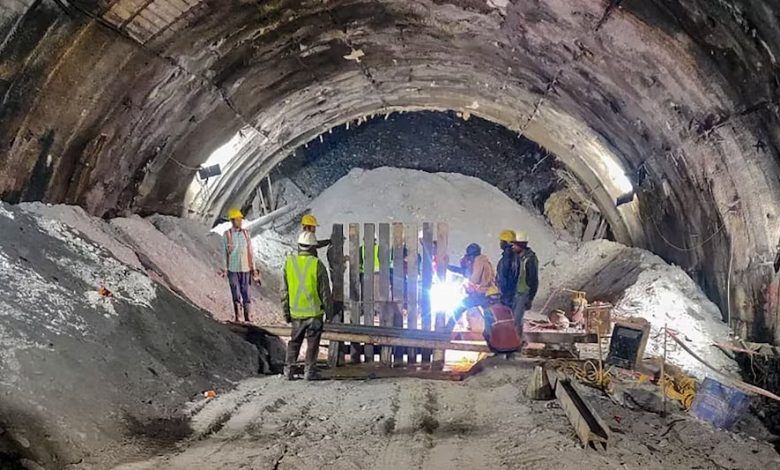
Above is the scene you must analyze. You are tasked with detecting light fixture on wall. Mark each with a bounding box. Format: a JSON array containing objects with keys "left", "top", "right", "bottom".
[
  {"left": 615, "top": 191, "right": 635, "bottom": 207},
  {"left": 198, "top": 164, "right": 222, "bottom": 181}
]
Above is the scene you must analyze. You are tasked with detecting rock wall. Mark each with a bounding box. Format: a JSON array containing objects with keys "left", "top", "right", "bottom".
[{"left": 2, "top": 1, "right": 780, "bottom": 341}]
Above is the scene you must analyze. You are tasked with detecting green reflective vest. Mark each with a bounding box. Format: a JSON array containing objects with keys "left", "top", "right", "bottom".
[
  {"left": 517, "top": 253, "right": 534, "bottom": 295},
  {"left": 285, "top": 255, "right": 323, "bottom": 318},
  {"left": 360, "top": 245, "right": 381, "bottom": 273}
]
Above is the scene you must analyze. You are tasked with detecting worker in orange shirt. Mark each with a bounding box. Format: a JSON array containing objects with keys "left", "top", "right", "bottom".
[{"left": 445, "top": 243, "right": 498, "bottom": 332}]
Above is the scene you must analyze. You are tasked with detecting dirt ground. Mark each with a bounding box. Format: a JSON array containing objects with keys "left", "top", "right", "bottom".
[{"left": 113, "top": 360, "right": 779, "bottom": 470}]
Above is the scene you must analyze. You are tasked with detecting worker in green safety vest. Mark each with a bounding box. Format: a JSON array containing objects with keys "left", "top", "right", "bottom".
[
  {"left": 359, "top": 243, "right": 381, "bottom": 274},
  {"left": 282, "top": 231, "right": 333, "bottom": 381},
  {"left": 510, "top": 231, "right": 539, "bottom": 344}
]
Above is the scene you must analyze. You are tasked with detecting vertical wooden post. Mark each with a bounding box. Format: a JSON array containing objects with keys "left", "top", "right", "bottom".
[
  {"left": 661, "top": 323, "right": 668, "bottom": 419},
  {"left": 406, "top": 224, "right": 419, "bottom": 364},
  {"left": 378, "top": 223, "right": 392, "bottom": 364},
  {"left": 392, "top": 223, "right": 405, "bottom": 366},
  {"left": 348, "top": 224, "right": 361, "bottom": 363},
  {"left": 327, "top": 224, "right": 345, "bottom": 368},
  {"left": 421, "top": 222, "right": 434, "bottom": 364},
  {"left": 432, "top": 223, "right": 449, "bottom": 368},
  {"left": 362, "top": 223, "right": 376, "bottom": 363}
]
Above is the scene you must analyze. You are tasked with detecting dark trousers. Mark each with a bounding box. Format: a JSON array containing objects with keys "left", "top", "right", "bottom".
[
  {"left": 446, "top": 293, "right": 489, "bottom": 331},
  {"left": 512, "top": 294, "right": 529, "bottom": 341},
  {"left": 286, "top": 317, "right": 324, "bottom": 368},
  {"left": 227, "top": 271, "right": 251, "bottom": 304}
]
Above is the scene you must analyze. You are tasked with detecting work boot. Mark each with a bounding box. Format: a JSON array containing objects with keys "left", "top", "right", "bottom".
[
  {"left": 243, "top": 303, "right": 252, "bottom": 323},
  {"left": 304, "top": 366, "right": 322, "bottom": 381},
  {"left": 283, "top": 366, "right": 294, "bottom": 381},
  {"left": 233, "top": 303, "right": 242, "bottom": 323}
]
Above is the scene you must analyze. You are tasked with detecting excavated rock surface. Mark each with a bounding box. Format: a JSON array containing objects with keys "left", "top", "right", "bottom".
[
  {"left": 0, "top": 203, "right": 260, "bottom": 468},
  {"left": 274, "top": 111, "right": 561, "bottom": 214},
  {"left": 2, "top": 0, "right": 780, "bottom": 341}
]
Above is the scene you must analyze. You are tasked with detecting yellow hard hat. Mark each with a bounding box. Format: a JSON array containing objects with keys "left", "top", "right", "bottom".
[
  {"left": 515, "top": 231, "right": 529, "bottom": 243},
  {"left": 301, "top": 214, "right": 319, "bottom": 227},
  {"left": 499, "top": 229, "right": 516, "bottom": 242},
  {"left": 226, "top": 208, "right": 243, "bottom": 220}
]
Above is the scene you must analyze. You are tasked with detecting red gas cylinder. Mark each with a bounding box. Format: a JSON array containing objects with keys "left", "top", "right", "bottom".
[{"left": 485, "top": 304, "right": 521, "bottom": 352}]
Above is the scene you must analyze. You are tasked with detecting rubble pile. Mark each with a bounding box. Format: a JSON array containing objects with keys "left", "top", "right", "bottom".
[{"left": 0, "top": 203, "right": 262, "bottom": 468}]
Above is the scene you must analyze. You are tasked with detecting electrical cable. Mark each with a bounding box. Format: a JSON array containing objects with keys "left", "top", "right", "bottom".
[
  {"left": 166, "top": 156, "right": 201, "bottom": 171},
  {"left": 649, "top": 213, "right": 727, "bottom": 252}
]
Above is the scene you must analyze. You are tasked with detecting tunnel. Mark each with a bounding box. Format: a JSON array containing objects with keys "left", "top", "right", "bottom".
[{"left": 3, "top": 0, "right": 780, "bottom": 468}]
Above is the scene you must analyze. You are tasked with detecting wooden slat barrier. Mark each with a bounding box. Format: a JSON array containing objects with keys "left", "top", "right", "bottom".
[
  {"left": 406, "top": 223, "right": 419, "bottom": 364},
  {"left": 362, "top": 223, "right": 375, "bottom": 363},
  {"left": 392, "top": 223, "right": 405, "bottom": 365},
  {"left": 377, "top": 223, "right": 392, "bottom": 364},
  {"left": 432, "top": 222, "right": 449, "bottom": 368},
  {"left": 326, "top": 222, "right": 452, "bottom": 367},
  {"left": 348, "top": 224, "right": 361, "bottom": 363},
  {"left": 327, "top": 224, "right": 345, "bottom": 367},
  {"left": 420, "top": 223, "right": 434, "bottom": 363}
]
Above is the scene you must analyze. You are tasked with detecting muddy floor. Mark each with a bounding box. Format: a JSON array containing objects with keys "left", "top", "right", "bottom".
[{"left": 112, "top": 360, "right": 779, "bottom": 470}]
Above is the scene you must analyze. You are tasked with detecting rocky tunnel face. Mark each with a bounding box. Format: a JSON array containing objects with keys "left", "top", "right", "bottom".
[{"left": 2, "top": 0, "right": 780, "bottom": 342}]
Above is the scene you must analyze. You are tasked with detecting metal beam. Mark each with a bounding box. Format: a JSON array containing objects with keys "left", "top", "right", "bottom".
[{"left": 546, "top": 370, "right": 610, "bottom": 449}]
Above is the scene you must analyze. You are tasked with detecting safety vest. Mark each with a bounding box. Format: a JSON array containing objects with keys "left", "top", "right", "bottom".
[
  {"left": 516, "top": 254, "right": 530, "bottom": 295},
  {"left": 360, "top": 245, "right": 381, "bottom": 273},
  {"left": 285, "top": 255, "right": 323, "bottom": 319}
]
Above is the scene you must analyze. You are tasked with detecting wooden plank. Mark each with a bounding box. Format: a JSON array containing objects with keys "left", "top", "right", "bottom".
[
  {"left": 432, "top": 223, "right": 449, "bottom": 367},
  {"left": 454, "top": 329, "right": 598, "bottom": 344},
  {"left": 435, "top": 222, "right": 449, "bottom": 281},
  {"left": 321, "top": 364, "right": 465, "bottom": 381},
  {"left": 420, "top": 222, "right": 434, "bottom": 363},
  {"left": 378, "top": 223, "right": 392, "bottom": 364},
  {"left": 250, "top": 325, "right": 492, "bottom": 353},
  {"left": 406, "top": 223, "right": 419, "bottom": 364},
  {"left": 392, "top": 223, "right": 405, "bottom": 366},
  {"left": 348, "top": 223, "right": 361, "bottom": 363},
  {"left": 363, "top": 223, "right": 376, "bottom": 363},
  {"left": 582, "top": 209, "right": 601, "bottom": 241},
  {"left": 327, "top": 224, "right": 345, "bottom": 368}
]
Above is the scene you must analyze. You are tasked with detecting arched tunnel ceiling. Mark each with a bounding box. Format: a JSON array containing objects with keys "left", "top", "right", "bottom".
[{"left": 2, "top": 0, "right": 780, "bottom": 341}]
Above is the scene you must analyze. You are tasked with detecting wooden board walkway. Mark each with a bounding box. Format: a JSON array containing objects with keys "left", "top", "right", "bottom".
[{"left": 249, "top": 323, "right": 492, "bottom": 353}]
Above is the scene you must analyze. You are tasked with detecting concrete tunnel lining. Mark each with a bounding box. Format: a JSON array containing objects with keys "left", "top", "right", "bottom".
[{"left": 2, "top": 0, "right": 780, "bottom": 343}]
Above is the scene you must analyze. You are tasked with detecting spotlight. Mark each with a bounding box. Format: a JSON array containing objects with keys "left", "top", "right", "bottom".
[
  {"left": 615, "top": 191, "right": 635, "bottom": 207},
  {"left": 198, "top": 164, "right": 222, "bottom": 180}
]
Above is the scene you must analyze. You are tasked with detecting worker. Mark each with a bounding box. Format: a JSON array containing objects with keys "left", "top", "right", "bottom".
[
  {"left": 300, "top": 214, "right": 331, "bottom": 249},
  {"left": 359, "top": 240, "right": 381, "bottom": 275},
  {"left": 511, "top": 231, "right": 539, "bottom": 342},
  {"left": 496, "top": 229, "right": 518, "bottom": 307},
  {"left": 223, "top": 208, "right": 261, "bottom": 323},
  {"left": 445, "top": 243, "right": 498, "bottom": 331},
  {"left": 282, "top": 231, "right": 333, "bottom": 381}
]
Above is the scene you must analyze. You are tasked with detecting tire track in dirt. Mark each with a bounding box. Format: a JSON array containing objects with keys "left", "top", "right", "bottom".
[
  {"left": 421, "top": 383, "right": 493, "bottom": 469},
  {"left": 375, "top": 381, "right": 429, "bottom": 470}
]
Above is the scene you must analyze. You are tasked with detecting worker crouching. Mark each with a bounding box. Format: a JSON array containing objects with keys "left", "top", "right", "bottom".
[
  {"left": 445, "top": 243, "right": 498, "bottom": 332},
  {"left": 282, "top": 231, "right": 333, "bottom": 381}
]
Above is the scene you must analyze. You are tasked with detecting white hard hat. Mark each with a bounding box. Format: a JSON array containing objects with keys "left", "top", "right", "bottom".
[
  {"left": 515, "top": 231, "right": 529, "bottom": 243},
  {"left": 297, "top": 231, "right": 317, "bottom": 247}
]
